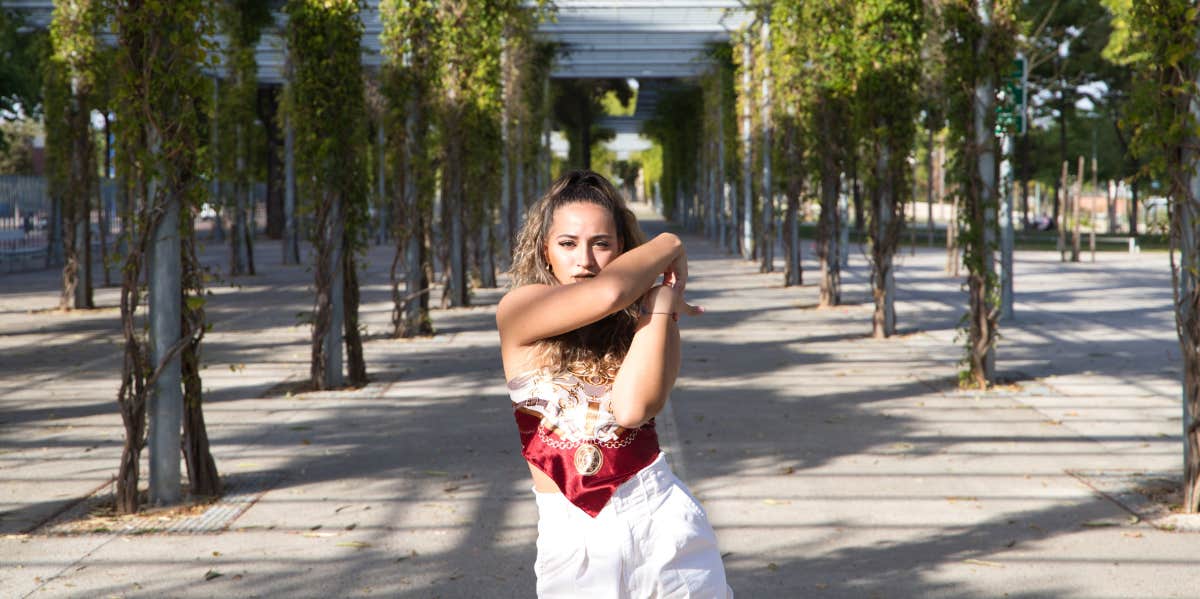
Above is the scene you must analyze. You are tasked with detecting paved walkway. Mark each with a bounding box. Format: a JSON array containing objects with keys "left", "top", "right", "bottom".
[{"left": 1, "top": 207, "right": 1196, "bottom": 598}]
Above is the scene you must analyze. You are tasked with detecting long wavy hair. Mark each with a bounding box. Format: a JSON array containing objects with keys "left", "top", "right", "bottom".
[{"left": 508, "top": 170, "right": 647, "bottom": 382}]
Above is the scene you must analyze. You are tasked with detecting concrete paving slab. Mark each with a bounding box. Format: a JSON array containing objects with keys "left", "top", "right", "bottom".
[{"left": 1, "top": 208, "right": 1199, "bottom": 598}]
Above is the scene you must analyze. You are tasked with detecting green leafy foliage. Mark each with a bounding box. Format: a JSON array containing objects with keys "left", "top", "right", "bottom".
[
  {"left": 941, "top": 0, "right": 1018, "bottom": 387},
  {"left": 1114, "top": 0, "right": 1200, "bottom": 512},
  {"left": 642, "top": 84, "right": 702, "bottom": 220},
  {"left": 0, "top": 10, "right": 49, "bottom": 150},
  {"left": 111, "top": 0, "right": 216, "bottom": 513}
]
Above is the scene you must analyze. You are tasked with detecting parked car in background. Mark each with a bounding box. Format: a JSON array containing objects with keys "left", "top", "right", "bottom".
[{"left": 199, "top": 202, "right": 217, "bottom": 220}]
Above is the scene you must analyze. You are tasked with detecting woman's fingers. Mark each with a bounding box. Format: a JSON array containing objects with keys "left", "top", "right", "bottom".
[{"left": 679, "top": 301, "right": 704, "bottom": 317}]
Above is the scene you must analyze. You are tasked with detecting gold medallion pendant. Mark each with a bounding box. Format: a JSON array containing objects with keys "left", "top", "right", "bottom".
[{"left": 573, "top": 443, "right": 603, "bottom": 476}]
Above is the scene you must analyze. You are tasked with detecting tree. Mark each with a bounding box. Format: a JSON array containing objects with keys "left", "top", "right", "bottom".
[
  {"left": 436, "top": 0, "right": 528, "bottom": 306},
  {"left": 112, "top": 0, "right": 220, "bottom": 511},
  {"left": 217, "top": 1, "right": 273, "bottom": 276},
  {"left": 943, "top": 0, "right": 1017, "bottom": 387},
  {"left": 642, "top": 85, "right": 703, "bottom": 224},
  {"left": 46, "top": 0, "right": 101, "bottom": 310},
  {"left": 773, "top": 0, "right": 857, "bottom": 305},
  {"left": 0, "top": 10, "right": 48, "bottom": 151},
  {"left": 856, "top": 0, "right": 924, "bottom": 337},
  {"left": 286, "top": 0, "right": 370, "bottom": 389},
  {"left": 381, "top": 0, "right": 437, "bottom": 338},
  {"left": 1117, "top": 0, "right": 1200, "bottom": 514},
  {"left": 1019, "top": 0, "right": 1112, "bottom": 236},
  {"left": 552, "top": 78, "right": 631, "bottom": 171}
]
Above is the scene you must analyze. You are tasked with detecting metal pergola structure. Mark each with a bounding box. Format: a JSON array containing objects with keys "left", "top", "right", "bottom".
[
  {"left": 547, "top": 0, "right": 749, "bottom": 133},
  {"left": 6, "top": 0, "right": 750, "bottom": 124}
]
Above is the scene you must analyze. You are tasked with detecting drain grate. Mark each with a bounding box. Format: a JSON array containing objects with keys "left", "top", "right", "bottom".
[{"left": 37, "top": 471, "right": 284, "bottom": 535}]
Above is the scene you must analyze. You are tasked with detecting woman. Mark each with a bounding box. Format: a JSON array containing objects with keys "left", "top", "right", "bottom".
[{"left": 497, "top": 170, "right": 732, "bottom": 597}]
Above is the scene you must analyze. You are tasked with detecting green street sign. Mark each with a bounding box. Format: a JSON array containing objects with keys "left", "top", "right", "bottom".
[{"left": 995, "top": 55, "right": 1027, "bottom": 136}]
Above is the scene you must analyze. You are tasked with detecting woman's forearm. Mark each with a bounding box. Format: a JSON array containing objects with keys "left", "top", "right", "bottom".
[
  {"left": 594, "top": 233, "right": 683, "bottom": 308},
  {"left": 610, "top": 312, "right": 680, "bottom": 429}
]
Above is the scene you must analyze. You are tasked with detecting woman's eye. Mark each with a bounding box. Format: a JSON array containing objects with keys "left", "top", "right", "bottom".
[
  {"left": 559, "top": 241, "right": 575, "bottom": 248},
  {"left": 594, "top": 242, "right": 610, "bottom": 248}
]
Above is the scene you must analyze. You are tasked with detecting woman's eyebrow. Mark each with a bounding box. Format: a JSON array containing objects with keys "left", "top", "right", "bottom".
[{"left": 555, "top": 233, "right": 613, "bottom": 240}]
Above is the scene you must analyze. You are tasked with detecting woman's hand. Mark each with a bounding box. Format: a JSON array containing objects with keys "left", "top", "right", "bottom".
[
  {"left": 639, "top": 283, "right": 703, "bottom": 321},
  {"left": 659, "top": 249, "right": 703, "bottom": 318}
]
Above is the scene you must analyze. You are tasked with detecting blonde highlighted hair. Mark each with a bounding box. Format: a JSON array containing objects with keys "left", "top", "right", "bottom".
[{"left": 508, "top": 170, "right": 647, "bottom": 382}]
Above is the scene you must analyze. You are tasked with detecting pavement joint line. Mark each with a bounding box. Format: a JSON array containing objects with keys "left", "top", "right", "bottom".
[
  {"left": 20, "top": 529, "right": 119, "bottom": 599},
  {"left": 19, "top": 475, "right": 116, "bottom": 535}
]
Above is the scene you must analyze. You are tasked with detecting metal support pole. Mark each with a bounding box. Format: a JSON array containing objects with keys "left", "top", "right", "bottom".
[
  {"left": 1000, "top": 134, "right": 1014, "bottom": 320},
  {"left": 1090, "top": 156, "right": 1097, "bottom": 262},
  {"left": 759, "top": 16, "right": 773, "bottom": 272},
  {"left": 149, "top": 186, "right": 182, "bottom": 506},
  {"left": 839, "top": 176, "right": 850, "bottom": 268},
  {"left": 741, "top": 35, "right": 753, "bottom": 260},
  {"left": 716, "top": 98, "right": 727, "bottom": 252},
  {"left": 377, "top": 122, "right": 386, "bottom": 245},
  {"left": 283, "top": 115, "right": 299, "bottom": 265},
  {"left": 974, "top": 0, "right": 996, "bottom": 380},
  {"left": 324, "top": 199, "right": 344, "bottom": 389},
  {"left": 499, "top": 36, "right": 511, "bottom": 261}
]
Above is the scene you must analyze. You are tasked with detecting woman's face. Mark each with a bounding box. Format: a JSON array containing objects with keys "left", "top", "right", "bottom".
[{"left": 544, "top": 201, "right": 621, "bottom": 285}]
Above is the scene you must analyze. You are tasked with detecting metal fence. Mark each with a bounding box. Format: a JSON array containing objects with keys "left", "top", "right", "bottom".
[{"left": 1, "top": 175, "right": 268, "bottom": 275}]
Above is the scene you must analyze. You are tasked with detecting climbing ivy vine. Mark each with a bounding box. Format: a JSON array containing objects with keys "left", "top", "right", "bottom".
[
  {"left": 111, "top": 0, "right": 219, "bottom": 512},
  {"left": 1110, "top": 0, "right": 1200, "bottom": 513},
  {"left": 941, "top": 0, "right": 1017, "bottom": 387},
  {"left": 46, "top": 0, "right": 101, "bottom": 310},
  {"left": 285, "top": 0, "right": 369, "bottom": 389}
]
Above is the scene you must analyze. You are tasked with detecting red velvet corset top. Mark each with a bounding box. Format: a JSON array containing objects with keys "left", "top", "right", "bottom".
[{"left": 507, "top": 369, "right": 660, "bottom": 517}]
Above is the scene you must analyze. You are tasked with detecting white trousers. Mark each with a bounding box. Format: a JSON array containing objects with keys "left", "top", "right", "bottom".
[{"left": 532, "top": 453, "right": 733, "bottom": 598}]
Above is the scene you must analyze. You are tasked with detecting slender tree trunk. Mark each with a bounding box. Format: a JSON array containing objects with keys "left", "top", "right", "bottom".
[
  {"left": 261, "top": 87, "right": 284, "bottom": 240},
  {"left": 99, "top": 112, "right": 112, "bottom": 286},
  {"left": 818, "top": 123, "right": 841, "bottom": 306},
  {"left": 1129, "top": 179, "right": 1140, "bottom": 235},
  {"left": 343, "top": 244, "right": 366, "bottom": 386},
  {"left": 446, "top": 107, "right": 468, "bottom": 307},
  {"left": 1178, "top": 191, "right": 1200, "bottom": 511},
  {"left": 479, "top": 201, "right": 497, "bottom": 288},
  {"left": 181, "top": 216, "right": 219, "bottom": 497},
  {"left": 1058, "top": 161, "right": 1068, "bottom": 260},
  {"left": 741, "top": 37, "right": 754, "bottom": 260},
  {"left": 780, "top": 113, "right": 800, "bottom": 287},
  {"left": 851, "top": 153, "right": 864, "bottom": 232},
  {"left": 1054, "top": 73, "right": 1067, "bottom": 227},
  {"left": 61, "top": 89, "right": 95, "bottom": 309},
  {"left": 1176, "top": 36, "right": 1200, "bottom": 512},
  {"left": 394, "top": 98, "right": 433, "bottom": 337},
  {"left": 1072, "top": 155, "right": 1083, "bottom": 262},
  {"left": 871, "top": 144, "right": 897, "bottom": 338},
  {"left": 230, "top": 121, "right": 248, "bottom": 275},
  {"left": 965, "top": 0, "right": 998, "bottom": 387},
  {"left": 717, "top": 99, "right": 728, "bottom": 253},
  {"left": 312, "top": 190, "right": 344, "bottom": 390},
  {"left": 499, "top": 80, "right": 511, "bottom": 267},
  {"left": 759, "top": 16, "right": 774, "bottom": 274},
  {"left": 927, "top": 127, "right": 936, "bottom": 246},
  {"left": 283, "top": 115, "right": 300, "bottom": 264},
  {"left": 946, "top": 192, "right": 959, "bottom": 276}
]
